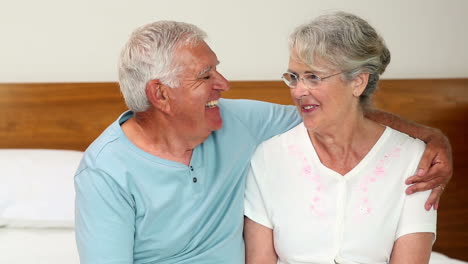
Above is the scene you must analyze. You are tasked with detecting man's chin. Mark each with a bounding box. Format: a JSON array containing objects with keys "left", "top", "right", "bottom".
[
  {"left": 208, "top": 117, "right": 223, "bottom": 131},
  {"left": 212, "top": 120, "right": 223, "bottom": 131},
  {"left": 206, "top": 111, "right": 223, "bottom": 131}
]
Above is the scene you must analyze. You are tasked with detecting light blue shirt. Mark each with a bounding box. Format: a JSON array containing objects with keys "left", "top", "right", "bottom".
[{"left": 75, "top": 99, "right": 300, "bottom": 264}]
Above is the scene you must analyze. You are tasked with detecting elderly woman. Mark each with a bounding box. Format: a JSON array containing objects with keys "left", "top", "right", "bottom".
[{"left": 244, "top": 12, "right": 436, "bottom": 264}]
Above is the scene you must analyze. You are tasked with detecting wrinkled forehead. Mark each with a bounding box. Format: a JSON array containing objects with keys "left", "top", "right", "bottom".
[
  {"left": 289, "top": 48, "right": 334, "bottom": 74},
  {"left": 173, "top": 41, "right": 219, "bottom": 74}
]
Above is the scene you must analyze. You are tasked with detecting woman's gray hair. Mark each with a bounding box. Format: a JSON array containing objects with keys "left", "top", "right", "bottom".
[
  {"left": 118, "top": 21, "right": 207, "bottom": 112},
  {"left": 289, "top": 12, "right": 391, "bottom": 108}
]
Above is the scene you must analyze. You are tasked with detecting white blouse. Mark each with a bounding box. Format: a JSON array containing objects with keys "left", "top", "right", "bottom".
[{"left": 244, "top": 123, "right": 436, "bottom": 264}]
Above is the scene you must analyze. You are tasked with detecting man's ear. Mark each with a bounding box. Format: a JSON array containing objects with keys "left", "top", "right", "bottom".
[
  {"left": 352, "top": 72, "right": 370, "bottom": 97},
  {"left": 146, "top": 79, "right": 171, "bottom": 113}
]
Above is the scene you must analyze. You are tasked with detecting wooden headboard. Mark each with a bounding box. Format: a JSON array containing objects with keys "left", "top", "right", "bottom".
[{"left": 1, "top": 79, "right": 467, "bottom": 260}]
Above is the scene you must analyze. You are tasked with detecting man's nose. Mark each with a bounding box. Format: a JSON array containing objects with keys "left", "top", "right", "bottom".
[{"left": 214, "top": 71, "right": 230, "bottom": 91}]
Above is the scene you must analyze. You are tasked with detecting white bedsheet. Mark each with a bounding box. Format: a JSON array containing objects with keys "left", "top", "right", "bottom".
[
  {"left": 430, "top": 251, "right": 468, "bottom": 264},
  {"left": 0, "top": 228, "right": 79, "bottom": 264},
  {"left": 0, "top": 228, "right": 466, "bottom": 264}
]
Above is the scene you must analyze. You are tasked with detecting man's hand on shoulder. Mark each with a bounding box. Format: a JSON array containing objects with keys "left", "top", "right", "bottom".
[
  {"left": 405, "top": 129, "right": 453, "bottom": 210},
  {"left": 364, "top": 108, "right": 454, "bottom": 210}
]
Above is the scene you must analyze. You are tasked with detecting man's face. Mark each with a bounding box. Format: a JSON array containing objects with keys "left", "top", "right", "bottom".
[{"left": 167, "top": 41, "right": 229, "bottom": 139}]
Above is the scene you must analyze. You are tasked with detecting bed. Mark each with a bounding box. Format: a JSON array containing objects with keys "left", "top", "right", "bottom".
[{"left": 0, "top": 80, "right": 467, "bottom": 263}]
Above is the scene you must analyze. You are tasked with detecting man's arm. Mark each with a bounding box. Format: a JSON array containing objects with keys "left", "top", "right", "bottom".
[
  {"left": 365, "top": 108, "right": 453, "bottom": 210},
  {"left": 75, "top": 168, "right": 135, "bottom": 263},
  {"left": 220, "top": 99, "right": 301, "bottom": 143}
]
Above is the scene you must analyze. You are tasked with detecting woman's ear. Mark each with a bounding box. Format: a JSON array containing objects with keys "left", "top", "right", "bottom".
[
  {"left": 352, "top": 72, "right": 369, "bottom": 97},
  {"left": 146, "top": 79, "right": 171, "bottom": 113}
]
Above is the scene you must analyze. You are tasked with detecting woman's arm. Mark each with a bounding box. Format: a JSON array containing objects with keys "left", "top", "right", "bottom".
[
  {"left": 365, "top": 108, "right": 453, "bottom": 210},
  {"left": 390, "top": 233, "right": 434, "bottom": 264},
  {"left": 244, "top": 217, "right": 278, "bottom": 264}
]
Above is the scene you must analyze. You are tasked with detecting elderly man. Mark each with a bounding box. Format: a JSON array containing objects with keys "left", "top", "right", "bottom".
[{"left": 75, "top": 21, "right": 451, "bottom": 263}]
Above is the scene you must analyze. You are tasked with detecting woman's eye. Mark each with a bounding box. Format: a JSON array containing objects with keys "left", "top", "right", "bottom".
[{"left": 306, "top": 74, "right": 320, "bottom": 81}]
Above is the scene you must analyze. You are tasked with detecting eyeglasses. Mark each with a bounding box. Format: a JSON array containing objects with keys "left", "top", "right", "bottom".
[{"left": 281, "top": 71, "right": 344, "bottom": 89}]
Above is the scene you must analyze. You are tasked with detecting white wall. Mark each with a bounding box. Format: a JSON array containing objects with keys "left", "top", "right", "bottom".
[{"left": 1, "top": 0, "right": 467, "bottom": 82}]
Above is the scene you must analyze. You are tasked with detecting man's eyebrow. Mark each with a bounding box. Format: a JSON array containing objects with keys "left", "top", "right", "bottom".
[{"left": 197, "top": 61, "right": 220, "bottom": 76}]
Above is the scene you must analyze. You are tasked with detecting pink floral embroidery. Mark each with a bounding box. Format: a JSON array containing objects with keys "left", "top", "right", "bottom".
[
  {"left": 303, "top": 165, "right": 312, "bottom": 175},
  {"left": 288, "top": 145, "right": 300, "bottom": 156},
  {"left": 373, "top": 166, "right": 385, "bottom": 177},
  {"left": 288, "top": 144, "right": 326, "bottom": 219},
  {"left": 353, "top": 145, "right": 402, "bottom": 221},
  {"left": 359, "top": 204, "right": 372, "bottom": 215}
]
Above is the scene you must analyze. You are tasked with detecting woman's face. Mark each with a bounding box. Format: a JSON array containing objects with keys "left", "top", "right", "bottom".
[{"left": 287, "top": 50, "right": 359, "bottom": 133}]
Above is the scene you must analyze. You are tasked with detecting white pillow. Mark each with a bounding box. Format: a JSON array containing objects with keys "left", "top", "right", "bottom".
[{"left": 0, "top": 149, "right": 83, "bottom": 228}]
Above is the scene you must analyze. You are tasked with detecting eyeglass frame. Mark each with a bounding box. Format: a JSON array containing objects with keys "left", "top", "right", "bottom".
[{"left": 281, "top": 70, "right": 346, "bottom": 89}]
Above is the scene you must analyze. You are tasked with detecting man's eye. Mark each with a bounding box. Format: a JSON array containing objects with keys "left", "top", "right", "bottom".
[{"left": 200, "top": 75, "right": 211, "bottom": 80}]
